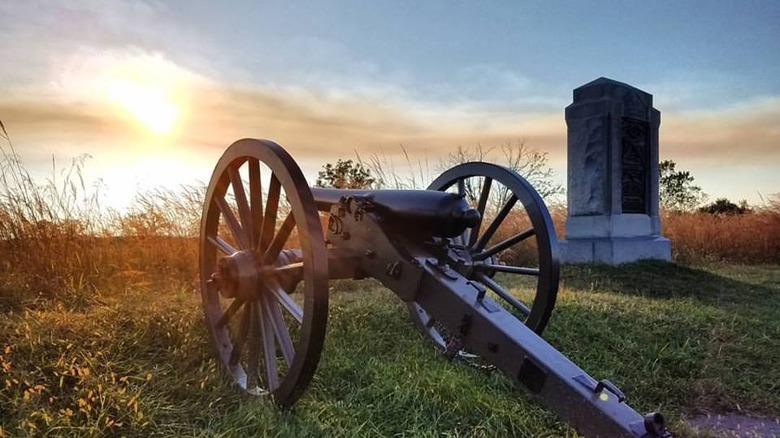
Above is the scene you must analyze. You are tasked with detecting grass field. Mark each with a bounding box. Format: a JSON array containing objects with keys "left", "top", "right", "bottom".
[
  {"left": 2, "top": 259, "right": 778, "bottom": 437},
  {"left": 2, "top": 139, "right": 779, "bottom": 436}
]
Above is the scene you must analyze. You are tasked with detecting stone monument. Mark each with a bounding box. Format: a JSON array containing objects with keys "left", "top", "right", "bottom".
[{"left": 558, "top": 77, "right": 671, "bottom": 264}]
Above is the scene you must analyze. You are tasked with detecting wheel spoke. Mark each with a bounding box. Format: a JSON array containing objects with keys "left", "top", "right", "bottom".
[
  {"left": 208, "top": 236, "right": 237, "bottom": 255},
  {"left": 228, "top": 165, "right": 254, "bottom": 245},
  {"left": 266, "top": 280, "right": 303, "bottom": 324},
  {"left": 246, "top": 301, "right": 261, "bottom": 391},
  {"left": 229, "top": 301, "right": 252, "bottom": 366},
  {"left": 216, "top": 298, "right": 244, "bottom": 329},
  {"left": 215, "top": 196, "right": 250, "bottom": 249},
  {"left": 248, "top": 158, "right": 264, "bottom": 249},
  {"left": 260, "top": 174, "right": 281, "bottom": 250},
  {"left": 468, "top": 177, "right": 493, "bottom": 248},
  {"left": 427, "top": 324, "right": 446, "bottom": 346},
  {"left": 417, "top": 309, "right": 447, "bottom": 347},
  {"left": 263, "top": 213, "right": 296, "bottom": 264},
  {"left": 475, "top": 227, "right": 535, "bottom": 261},
  {"left": 262, "top": 294, "right": 295, "bottom": 367},
  {"left": 475, "top": 264, "right": 539, "bottom": 276},
  {"left": 452, "top": 178, "right": 469, "bottom": 244},
  {"left": 411, "top": 161, "right": 559, "bottom": 357},
  {"left": 272, "top": 262, "right": 304, "bottom": 274},
  {"left": 257, "top": 297, "right": 279, "bottom": 391},
  {"left": 472, "top": 195, "right": 517, "bottom": 251},
  {"left": 475, "top": 272, "right": 531, "bottom": 316},
  {"left": 206, "top": 275, "right": 220, "bottom": 293}
]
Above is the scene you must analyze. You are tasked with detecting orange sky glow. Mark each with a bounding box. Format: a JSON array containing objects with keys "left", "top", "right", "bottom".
[{"left": 1, "top": 2, "right": 778, "bottom": 210}]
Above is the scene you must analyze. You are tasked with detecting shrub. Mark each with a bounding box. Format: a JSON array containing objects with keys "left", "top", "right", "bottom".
[{"left": 698, "top": 198, "right": 751, "bottom": 215}]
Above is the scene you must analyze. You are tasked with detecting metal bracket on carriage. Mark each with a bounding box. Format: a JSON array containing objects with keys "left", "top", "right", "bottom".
[
  {"left": 327, "top": 195, "right": 370, "bottom": 240},
  {"left": 326, "top": 195, "right": 425, "bottom": 302},
  {"left": 424, "top": 256, "right": 460, "bottom": 281}
]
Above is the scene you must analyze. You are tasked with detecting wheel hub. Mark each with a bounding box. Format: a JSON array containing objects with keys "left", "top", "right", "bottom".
[{"left": 217, "top": 250, "right": 262, "bottom": 300}]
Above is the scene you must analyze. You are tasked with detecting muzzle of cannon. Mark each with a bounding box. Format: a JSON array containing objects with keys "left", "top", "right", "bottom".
[{"left": 199, "top": 138, "right": 672, "bottom": 438}]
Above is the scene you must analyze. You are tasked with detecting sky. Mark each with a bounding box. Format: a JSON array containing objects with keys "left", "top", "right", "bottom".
[{"left": 1, "top": 0, "right": 778, "bottom": 210}]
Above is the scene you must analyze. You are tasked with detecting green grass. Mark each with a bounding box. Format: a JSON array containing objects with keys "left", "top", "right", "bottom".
[{"left": 1, "top": 262, "right": 778, "bottom": 437}]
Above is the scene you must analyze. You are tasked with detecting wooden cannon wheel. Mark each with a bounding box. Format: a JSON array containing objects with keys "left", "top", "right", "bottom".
[
  {"left": 199, "top": 139, "right": 328, "bottom": 407},
  {"left": 407, "top": 162, "right": 560, "bottom": 359}
]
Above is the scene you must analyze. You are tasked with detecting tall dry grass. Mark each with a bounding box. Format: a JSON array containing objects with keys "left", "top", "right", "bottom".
[
  {"left": 662, "top": 198, "right": 780, "bottom": 264},
  {"left": 2, "top": 118, "right": 778, "bottom": 312},
  {"left": 548, "top": 203, "right": 779, "bottom": 265},
  {"left": 0, "top": 131, "right": 200, "bottom": 309}
]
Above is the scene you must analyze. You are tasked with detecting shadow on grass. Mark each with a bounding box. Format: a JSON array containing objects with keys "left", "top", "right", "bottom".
[
  {"left": 549, "top": 261, "right": 780, "bottom": 422},
  {"left": 561, "top": 260, "right": 779, "bottom": 310},
  {"left": 310, "top": 288, "right": 573, "bottom": 437},
  {"left": 311, "top": 265, "right": 779, "bottom": 436},
  {"left": 3, "top": 263, "right": 776, "bottom": 437}
]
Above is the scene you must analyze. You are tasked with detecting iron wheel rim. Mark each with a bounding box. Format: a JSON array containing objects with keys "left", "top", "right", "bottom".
[
  {"left": 408, "top": 161, "right": 560, "bottom": 356},
  {"left": 199, "top": 138, "right": 328, "bottom": 407}
]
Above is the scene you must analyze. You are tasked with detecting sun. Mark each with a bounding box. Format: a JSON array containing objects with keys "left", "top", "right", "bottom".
[{"left": 105, "top": 77, "right": 180, "bottom": 135}]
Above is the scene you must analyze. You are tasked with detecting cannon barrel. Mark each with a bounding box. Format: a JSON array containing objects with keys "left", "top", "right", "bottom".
[{"left": 310, "top": 187, "right": 480, "bottom": 238}]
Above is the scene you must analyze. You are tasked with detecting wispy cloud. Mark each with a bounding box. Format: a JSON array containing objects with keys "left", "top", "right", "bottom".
[
  {"left": 5, "top": 52, "right": 779, "bottom": 167},
  {"left": 662, "top": 97, "right": 780, "bottom": 163},
  {"left": 2, "top": 40, "right": 777, "bottom": 207}
]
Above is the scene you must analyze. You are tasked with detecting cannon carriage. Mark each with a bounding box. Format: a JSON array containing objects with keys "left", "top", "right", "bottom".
[{"left": 199, "top": 138, "right": 671, "bottom": 438}]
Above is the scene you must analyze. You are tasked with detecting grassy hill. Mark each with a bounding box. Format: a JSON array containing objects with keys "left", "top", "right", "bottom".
[
  {"left": 2, "top": 260, "right": 778, "bottom": 437},
  {"left": 1, "top": 142, "right": 778, "bottom": 436}
]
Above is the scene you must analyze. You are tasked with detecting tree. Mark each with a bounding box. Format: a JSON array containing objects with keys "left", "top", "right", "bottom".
[
  {"left": 438, "top": 140, "right": 565, "bottom": 210},
  {"left": 698, "top": 198, "right": 751, "bottom": 215},
  {"left": 659, "top": 160, "right": 707, "bottom": 212},
  {"left": 315, "top": 159, "right": 375, "bottom": 189}
]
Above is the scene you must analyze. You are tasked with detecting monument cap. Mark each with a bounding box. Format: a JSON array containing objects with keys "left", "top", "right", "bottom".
[{"left": 573, "top": 77, "right": 652, "bottom": 106}]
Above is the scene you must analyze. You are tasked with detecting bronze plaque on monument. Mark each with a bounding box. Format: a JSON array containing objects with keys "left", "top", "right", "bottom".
[{"left": 621, "top": 117, "right": 649, "bottom": 214}]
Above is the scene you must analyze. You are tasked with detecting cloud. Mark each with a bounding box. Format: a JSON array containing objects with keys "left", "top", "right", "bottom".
[
  {"left": 0, "top": 1, "right": 165, "bottom": 84},
  {"left": 662, "top": 96, "right": 780, "bottom": 164},
  {"left": 0, "top": 3, "right": 568, "bottom": 164},
  {"left": 2, "top": 43, "right": 777, "bottom": 209},
  {"left": 176, "top": 81, "right": 571, "bottom": 168},
  {"left": 6, "top": 55, "right": 778, "bottom": 169}
]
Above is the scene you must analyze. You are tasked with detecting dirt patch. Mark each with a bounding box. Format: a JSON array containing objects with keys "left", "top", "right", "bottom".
[{"left": 688, "top": 414, "right": 780, "bottom": 437}]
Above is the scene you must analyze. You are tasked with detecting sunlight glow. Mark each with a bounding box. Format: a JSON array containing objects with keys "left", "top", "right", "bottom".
[{"left": 106, "top": 78, "right": 180, "bottom": 135}]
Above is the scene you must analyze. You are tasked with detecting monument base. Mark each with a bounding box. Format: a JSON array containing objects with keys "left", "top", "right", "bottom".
[{"left": 558, "top": 236, "right": 671, "bottom": 265}]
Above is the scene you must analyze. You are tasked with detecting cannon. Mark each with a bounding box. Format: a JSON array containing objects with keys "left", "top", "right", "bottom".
[{"left": 199, "top": 138, "right": 672, "bottom": 438}]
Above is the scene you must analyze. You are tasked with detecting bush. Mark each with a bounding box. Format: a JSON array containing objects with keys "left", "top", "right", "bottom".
[{"left": 698, "top": 198, "right": 751, "bottom": 215}]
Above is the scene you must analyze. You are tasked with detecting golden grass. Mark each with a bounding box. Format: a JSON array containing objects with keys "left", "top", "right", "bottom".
[
  {"left": 547, "top": 203, "right": 779, "bottom": 266},
  {"left": 0, "top": 140, "right": 200, "bottom": 309},
  {"left": 1, "top": 131, "right": 778, "bottom": 437},
  {"left": 662, "top": 203, "right": 780, "bottom": 264},
  {"left": 1, "top": 130, "right": 777, "bottom": 311}
]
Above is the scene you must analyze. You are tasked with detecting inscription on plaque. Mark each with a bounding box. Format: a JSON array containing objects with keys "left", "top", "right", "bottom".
[{"left": 621, "top": 118, "right": 649, "bottom": 214}]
